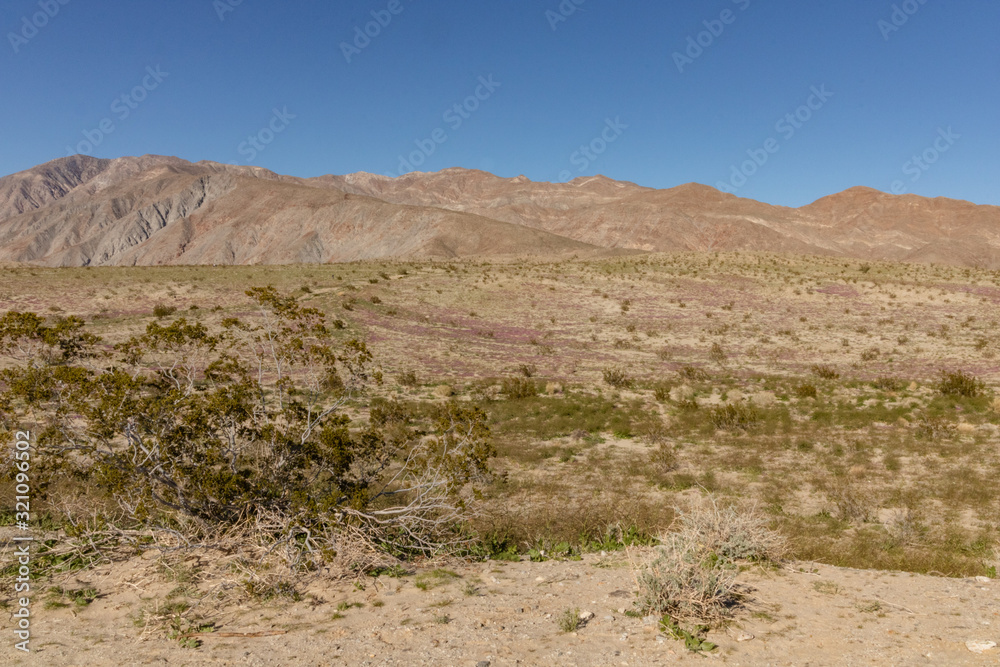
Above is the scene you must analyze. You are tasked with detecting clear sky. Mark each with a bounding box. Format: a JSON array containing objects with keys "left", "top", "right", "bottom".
[{"left": 1, "top": 0, "right": 997, "bottom": 207}]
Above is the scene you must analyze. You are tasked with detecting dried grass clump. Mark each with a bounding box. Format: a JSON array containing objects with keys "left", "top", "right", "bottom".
[
  {"left": 634, "top": 498, "right": 785, "bottom": 623},
  {"left": 635, "top": 531, "right": 740, "bottom": 623},
  {"left": 829, "top": 481, "right": 878, "bottom": 523},
  {"left": 674, "top": 499, "right": 787, "bottom": 563}
]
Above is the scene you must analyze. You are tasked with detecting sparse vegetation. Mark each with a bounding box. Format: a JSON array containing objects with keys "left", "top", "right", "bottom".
[{"left": 3, "top": 252, "right": 1000, "bottom": 656}]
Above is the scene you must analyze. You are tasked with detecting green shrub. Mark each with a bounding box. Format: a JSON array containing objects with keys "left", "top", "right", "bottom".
[
  {"left": 152, "top": 304, "right": 177, "bottom": 318},
  {"left": 602, "top": 366, "right": 633, "bottom": 389},
  {"left": 937, "top": 369, "right": 985, "bottom": 398},
  {"left": 398, "top": 370, "right": 419, "bottom": 387},
  {"left": 677, "top": 365, "right": 709, "bottom": 382},
  {"left": 794, "top": 383, "right": 818, "bottom": 399},
  {"left": 872, "top": 376, "right": 903, "bottom": 392},
  {"left": 652, "top": 382, "right": 672, "bottom": 403},
  {"left": 501, "top": 376, "right": 537, "bottom": 399},
  {"left": 810, "top": 364, "right": 840, "bottom": 380},
  {"left": 0, "top": 288, "right": 495, "bottom": 563},
  {"left": 558, "top": 607, "right": 581, "bottom": 633},
  {"left": 709, "top": 403, "right": 760, "bottom": 431}
]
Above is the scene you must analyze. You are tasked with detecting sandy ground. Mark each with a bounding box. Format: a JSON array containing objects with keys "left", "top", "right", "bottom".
[{"left": 6, "top": 551, "right": 1000, "bottom": 666}]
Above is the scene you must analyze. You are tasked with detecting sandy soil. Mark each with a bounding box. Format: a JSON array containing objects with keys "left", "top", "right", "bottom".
[{"left": 7, "top": 551, "right": 999, "bottom": 666}]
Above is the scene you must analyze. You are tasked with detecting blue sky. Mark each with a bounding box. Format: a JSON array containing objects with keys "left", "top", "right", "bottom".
[{"left": 1, "top": 0, "right": 998, "bottom": 207}]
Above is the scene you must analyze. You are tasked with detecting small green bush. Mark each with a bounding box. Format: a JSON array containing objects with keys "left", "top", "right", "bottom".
[
  {"left": 872, "top": 376, "right": 903, "bottom": 392},
  {"left": 794, "top": 383, "right": 818, "bottom": 399},
  {"left": 501, "top": 376, "right": 537, "bottom": 400},
  {"left": 602, "top": 366, "right": 633, "bottom": 389},
  {"left": 937, "top": 369, "right": 985, "bottom": 398},
  {"left": 558, "top": 607, "right": 581, "bottom": 633},
  {"left": 709, "top": 403, "right": 760, "bottom": 431},
  {"left": 810, "top": 364, "right": 840, "bottom": 380},
  {"left": 152, "top": 304, "right": 177, "bottom": 318}
]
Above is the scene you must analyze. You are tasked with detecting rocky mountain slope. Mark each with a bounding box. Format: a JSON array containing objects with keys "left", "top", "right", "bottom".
[{"left": 1, "top": 155, "right": 997, "bottom": 267}]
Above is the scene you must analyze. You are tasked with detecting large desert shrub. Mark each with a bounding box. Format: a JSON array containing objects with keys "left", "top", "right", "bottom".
[{"left": 0, "top": 287, "right": 494, "bottom": 564}]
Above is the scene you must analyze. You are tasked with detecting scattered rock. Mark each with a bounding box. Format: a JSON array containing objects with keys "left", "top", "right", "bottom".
[{"left": 965, "top": 640, "right": 996, "bottom": 654}]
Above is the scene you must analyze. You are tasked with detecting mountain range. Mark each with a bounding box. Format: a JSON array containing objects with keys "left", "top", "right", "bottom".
[{"left": 0, "top": 154, "right": 997, "bottom": 268}]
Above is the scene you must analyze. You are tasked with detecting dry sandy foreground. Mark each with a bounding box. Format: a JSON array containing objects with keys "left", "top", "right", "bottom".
[{"left": 5, "top": 552, "right": 1000, "bottom": 667}]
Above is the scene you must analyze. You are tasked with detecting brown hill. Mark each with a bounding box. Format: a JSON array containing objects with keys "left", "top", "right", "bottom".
[
  {"left": 0, "top": 157, "right": 594, "bottom": 266},
  {"left": 322, "top": 170, "right": 1000, "bottom": 267},
  {"left": 1, "top": 155, "right": 998, "bottom": 267}
]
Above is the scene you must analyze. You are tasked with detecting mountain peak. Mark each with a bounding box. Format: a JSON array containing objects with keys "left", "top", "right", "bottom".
[{"left": 0, "top": 155, "right": 998, "bottom": 269}]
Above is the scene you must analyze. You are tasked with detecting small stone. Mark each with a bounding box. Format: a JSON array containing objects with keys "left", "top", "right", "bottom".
[
  {"left": 736, "top": 632, "right": 754, "bottom": 642},
  {"left": 965, "top": 640, "right": 996, "bottom": 654},
  {"left": 535, "top": 576, "right": 545, "bottom": 582},
  {"left": 579, "top": 611, "right": 595, "bottom": 621}
]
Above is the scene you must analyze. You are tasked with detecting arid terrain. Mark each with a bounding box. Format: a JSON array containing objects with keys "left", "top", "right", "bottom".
[
  {"left": 2, "top": 155, "right": 1000, "bottom": 268},
  {"left": 4, "top": 539, "right": 999, "bottom": 666},
  {"left": 1, "top": 251, "right": 1000, "bottom": 663}
]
